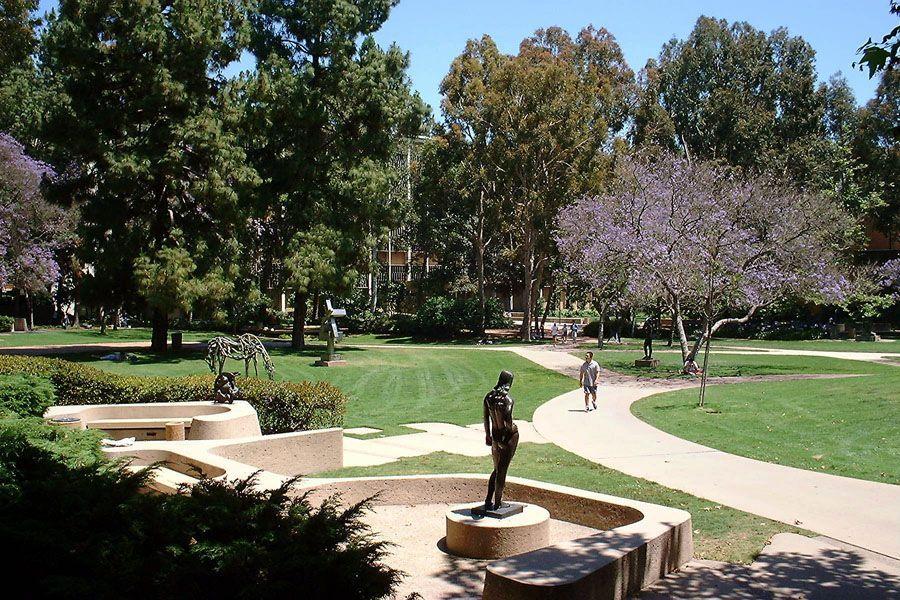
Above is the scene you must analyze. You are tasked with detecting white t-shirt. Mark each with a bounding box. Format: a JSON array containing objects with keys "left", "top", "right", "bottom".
[{"left": 580, "top": 360, "right": 600, "bottom": 384}]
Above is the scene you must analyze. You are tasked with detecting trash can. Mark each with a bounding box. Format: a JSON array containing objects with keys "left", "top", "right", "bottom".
[{"left": 171, "top": 331, "right": 183, "bottom": 351}]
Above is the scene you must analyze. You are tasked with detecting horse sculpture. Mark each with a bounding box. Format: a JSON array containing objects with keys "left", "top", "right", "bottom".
[{"left": 206, "top": 334, "right": 275, "bottom": 380}]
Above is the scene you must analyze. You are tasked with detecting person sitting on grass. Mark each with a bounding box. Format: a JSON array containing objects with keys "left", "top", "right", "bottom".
[{"left": 579, "top": 351, "right": 600, "bottom": 411}]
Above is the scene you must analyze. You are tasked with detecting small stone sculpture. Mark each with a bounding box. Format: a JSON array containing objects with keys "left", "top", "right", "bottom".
[
  {"left": 206, "top": 333, "right": 275, "bottom": 380},
  {"left": 213, "top": 371, "right": 240, "bottom": 404},
  {"left": 315, "top": 299, "right": 348, "bottom": 366},
  {"left": 481, "top": 370, "right": 519, "bottom": 513}
]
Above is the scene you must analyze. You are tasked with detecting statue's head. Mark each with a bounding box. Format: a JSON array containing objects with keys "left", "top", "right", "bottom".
[{"left": 496, "top": 370, "right": 514, "bottom": 390}]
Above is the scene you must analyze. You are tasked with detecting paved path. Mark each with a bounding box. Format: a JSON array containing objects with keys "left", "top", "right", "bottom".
[{"left": 513, "top": 347, "right": 900, "bottom": 559}]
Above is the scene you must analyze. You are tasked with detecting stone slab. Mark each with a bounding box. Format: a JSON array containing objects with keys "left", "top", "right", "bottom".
[
  {"left": 344, "top": 427, "right": 382, "bottom": 435},
  {"left": 634, "top": 358, "right": 661, "bottom": 367}
]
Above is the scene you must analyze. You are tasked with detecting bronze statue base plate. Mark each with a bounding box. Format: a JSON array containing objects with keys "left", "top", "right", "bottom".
[
  {"left": 471, "top": 502, "right": 525, "bottom": 519},
  {"left": 313, "top": 354, "right": 349, "bottom": 367},
  {"left": 634, "top": 358, "right": 660, "bottom": 368}
]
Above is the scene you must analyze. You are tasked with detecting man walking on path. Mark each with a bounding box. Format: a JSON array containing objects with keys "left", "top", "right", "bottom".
[{"left": 579, "top": 351, "right": 600, "bottom": 411}]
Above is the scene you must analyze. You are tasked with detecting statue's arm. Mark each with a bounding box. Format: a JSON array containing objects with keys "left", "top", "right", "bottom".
[{"left": 483, "top": 397, "right": 492, "bottom": 446}]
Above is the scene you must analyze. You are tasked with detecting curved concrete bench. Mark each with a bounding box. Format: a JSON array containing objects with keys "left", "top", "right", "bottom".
[
  {"left": 298, "top": 474, "right": 692, "bottom": 600},
  {"left": 45, "top": 401, "right": 262, "bottom": 440}
]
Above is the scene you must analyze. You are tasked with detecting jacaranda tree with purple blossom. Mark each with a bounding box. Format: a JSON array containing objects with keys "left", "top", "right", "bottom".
[
  {"left": 557, "top": 153, "right": 852, "bottom": 398},
  {"left": 0, "top": 132, "right": 75, "bottom": 327}
]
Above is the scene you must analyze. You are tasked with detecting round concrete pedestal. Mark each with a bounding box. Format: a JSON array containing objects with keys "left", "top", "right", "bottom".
[{"left": 445, "top": 502, "right": 550, "bottom": 559}]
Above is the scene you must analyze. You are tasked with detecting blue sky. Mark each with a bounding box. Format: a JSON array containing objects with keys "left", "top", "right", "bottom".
[{"left": 38, "top": 0, "right": 897, "bottom": 115}]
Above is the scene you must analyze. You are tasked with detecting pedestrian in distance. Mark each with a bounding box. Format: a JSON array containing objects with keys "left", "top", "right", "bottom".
[{"left": 579, "top": 351, "right": 600, "bottom": 411}]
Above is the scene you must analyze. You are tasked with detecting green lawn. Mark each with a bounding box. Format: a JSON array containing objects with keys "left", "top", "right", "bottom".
[
  {"left": 78, "top": 346, "right": 577, "bottom": 437},
  {"left": 319, "top": 444, "right": 807, "bottom": 564},
  {"left": 58, "top": 339, "right": 894, "bottom": 562},
  {"left": 573, "top": 348, "right": 881, "bottom": 379},
  {"left": 577, "top": 336, "right": 900, "bottom": 354},
  {"left": 711, "top": 338, "right": 900, "bottom": 353},
  {"left": 0, "top": 327, "right": 222, "bottom": 347},
  {"left": 342, "top": 332, "right": 552, "bottom": 346},
  {"left": 632, "top": 362, "right": 900, "bottom": 485}
]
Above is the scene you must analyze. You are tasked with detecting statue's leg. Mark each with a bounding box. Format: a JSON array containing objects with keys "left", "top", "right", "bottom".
[
  {"left": 485, "top": 443, "right": 501, "bottom": 508},
  {"left": 244, "top": 358, "right": 250, "bottom": 378},
  {"left": 253, "top": 355, "right": 259, "bottom": 378},
  {"left": 648, "top": 339, "right": 653, "bottom": 359},
  {"left": 493, "top": 431, "right": 519, "bottom": 509},
  {"left": 485, "top": 471, "right": 497, "bottom": 509}
]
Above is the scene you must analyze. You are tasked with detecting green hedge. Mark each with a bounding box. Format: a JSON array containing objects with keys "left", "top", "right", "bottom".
[
  {"left": 404, "top": 296, "right": 510, "bottom": 337},
  {"left": 0, "top": 315, "right": 13, "bottom": 331},
  {"left": 0, "top": 422, "right": 400, "bottom": 599},
  {"left": 0, "top": 374, "right": 56, "bottom": 418},
  {"left": 0, "top": 356, "right": 345, "bottom": 434}
]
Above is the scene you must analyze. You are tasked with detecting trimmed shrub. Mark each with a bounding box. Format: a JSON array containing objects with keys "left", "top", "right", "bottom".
[
  {"left": 0, "top": 424, "right": 400, "bottom": 599},
  {"left": 0, "top": 355, "right": 345, "bottom": 434},
  {"left": 0, "top": 315, "right": 13, "bottom": 331},
  {"left": 406, "top": 296, "right": 510, "bottom": 337},
  {"left": 583, "top": 320, "right": 600, "bottom": 338},
  {"left": 345, "top": 308, "right": 394, "bottom": 334},
  {"left": 0, "top": 374, "right": 56, "bottom": 417}
]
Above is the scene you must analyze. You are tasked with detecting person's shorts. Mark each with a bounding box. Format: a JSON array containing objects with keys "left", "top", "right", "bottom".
[{"left": 583, "top": 385, "right": 597, "bottom": 394}]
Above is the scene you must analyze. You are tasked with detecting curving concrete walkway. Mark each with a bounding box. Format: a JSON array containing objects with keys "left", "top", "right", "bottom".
[{"left": 513, "top": 347, "right": 900, "bottom": 559}]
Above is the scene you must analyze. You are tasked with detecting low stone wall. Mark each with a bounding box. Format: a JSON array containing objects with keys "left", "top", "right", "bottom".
[
  {"left": 45, "top": 401, "right": 262, "bottom": 440},
  {"left": 299, "top": 474, "right": 692, "bottom": 600}
]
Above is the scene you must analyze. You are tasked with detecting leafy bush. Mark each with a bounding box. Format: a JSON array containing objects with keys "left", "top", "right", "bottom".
[
  {"left": 0, "top": 413, "right": 105, "bottom": 471},
  {"left": 346, "top": 308, "right": 395, "bottom": 334},
  {"left": 0, "top": 423, "right": 401, "bottom": 600},
  {"left": 584, "top": 320, "right": 600, "bottom": 338},
  {"left": 0, "top": 315, "right": 13, "bottom": 331},
  {"left": 0, "top": 374, "right": 56, "bottom": 418},
  {"left": 405, "top": 296, "right": 510, "bottom": 337},
  {"left": 0, "top": 356, "right": 345, "bottom": 434}
]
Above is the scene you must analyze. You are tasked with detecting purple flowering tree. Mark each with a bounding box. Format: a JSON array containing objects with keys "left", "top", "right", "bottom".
[
  {"left": 0, "top": 133, "right": 75, "bottom": 328},
  {"left": 557, "top": 153, "right": 851, "bottom": 393}
]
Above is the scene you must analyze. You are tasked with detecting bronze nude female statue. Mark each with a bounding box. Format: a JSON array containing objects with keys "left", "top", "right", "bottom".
[{"left": 483, "top": 370, "right": 519, "bottom": 511}]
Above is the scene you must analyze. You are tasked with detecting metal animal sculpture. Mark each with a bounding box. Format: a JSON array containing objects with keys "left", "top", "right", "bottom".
[{"left": 206, "top": 334, "right": 275, "bottom": 380}]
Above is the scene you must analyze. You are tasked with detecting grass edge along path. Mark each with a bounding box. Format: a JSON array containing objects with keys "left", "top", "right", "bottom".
[
  {"left": 318, "top": 443, "right": 808, "bottom": 564},
  {"left": 631, "top": 371, "right": 900, "bottom": 485}
]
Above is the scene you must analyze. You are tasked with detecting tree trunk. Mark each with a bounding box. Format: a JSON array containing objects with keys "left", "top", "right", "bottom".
[
  {"left": 26, "top": 292, "right": 33, "bottom": 330},
  {"left": 519, "top": 247, "right": 535, "bottom": 342},
  {"left": 598, "top": 303, "right": 607, "bottom": 350},
  {"left": 539, "top": 282, "right": 555, "bottom": 337},
  {"left": 697, "top": 321, "right": 713, "bottom": 407},
  {"left": 475, "top": 228, "right": 486, "bottom": 335},
  {"left": 667, "top": 309, "right": 675, "bottom": 347},
  {"left": 672, "top": 299, "right": 690, "bottom": 363},
  {"left": 99, "top": 305, "right": 107, "bottom": 335},
  {"left": 312, "top": 289, "right": 320, "bottom": 321},
  {"left": 291, "top": 290, "right": 307, "bottom": 350},
  {"left": 151, "top": 308, "right": 168, "bottom": 352}
]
